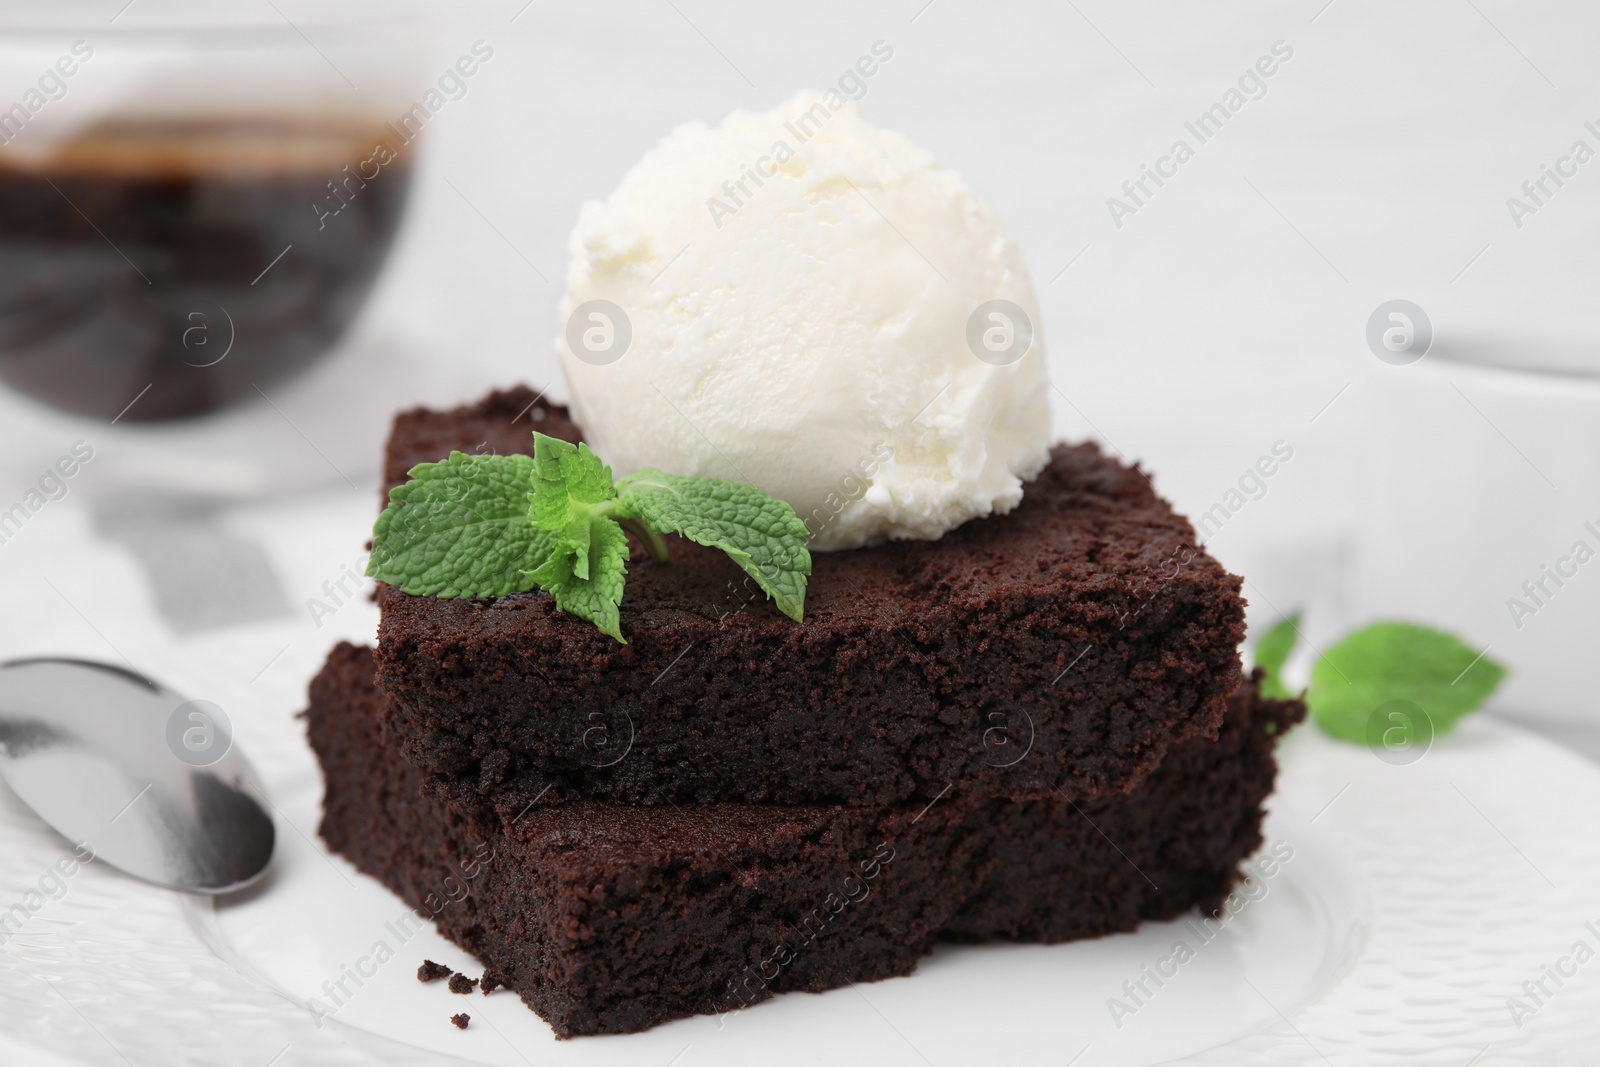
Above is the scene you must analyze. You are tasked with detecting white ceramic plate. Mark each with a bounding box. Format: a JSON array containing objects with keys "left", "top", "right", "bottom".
[{"left": 3, "top": 680, "right": 1599, "bottom": 1066}]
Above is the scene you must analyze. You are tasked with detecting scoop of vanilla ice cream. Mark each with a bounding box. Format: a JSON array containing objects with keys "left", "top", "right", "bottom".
[{"left": 555, "top": 91, "right": 1051, "bottom": 551}]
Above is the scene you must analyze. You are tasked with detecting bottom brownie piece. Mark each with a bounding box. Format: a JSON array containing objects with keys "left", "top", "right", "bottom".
[{"left": 307, "top": 643, "right": 1302, "bottom": 1037}]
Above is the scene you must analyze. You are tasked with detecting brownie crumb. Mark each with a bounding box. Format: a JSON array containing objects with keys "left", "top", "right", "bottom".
[
  {"left": 448, "top": 972, "right": 478, "bottom": 994},
  {"left": 417, "top": 960, "right": 452, "bottom": 983},
  {"left": 480, "top": 970, "right": 507, "bottom": 994},
  {"left": 451, "top": 1013, "right": 470, "bottom": 1029}
]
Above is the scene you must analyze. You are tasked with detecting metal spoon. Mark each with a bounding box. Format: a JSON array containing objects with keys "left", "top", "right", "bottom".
[{"left": 0, "top": 657, "right": 274, "bottom": 893}]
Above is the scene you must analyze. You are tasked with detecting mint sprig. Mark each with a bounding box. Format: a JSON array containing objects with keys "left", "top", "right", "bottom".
[
  {"left": 368, "top": 432, "right": 812, "bottom": 642},
  {"left": 1252, "top": 617, "right": 1508, "bottom": 744}
]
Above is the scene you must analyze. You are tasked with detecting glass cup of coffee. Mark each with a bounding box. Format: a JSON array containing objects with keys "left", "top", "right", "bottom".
[{"left": 0, "top": 1, "right": 427, "bottom": 421}]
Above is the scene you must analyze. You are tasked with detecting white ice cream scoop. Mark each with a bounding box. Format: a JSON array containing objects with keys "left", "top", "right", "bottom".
[{"left": 556, "top": 91, "right": 1052, "bottom": 551}]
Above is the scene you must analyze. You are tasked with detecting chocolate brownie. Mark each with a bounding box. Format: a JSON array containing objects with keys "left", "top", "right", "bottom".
[
  {"left": 373, "top": 386, "right": 1246, "bottom": 810},
  {"left": 310, "top": 642, "right": 1301, "bottom": 1037}
]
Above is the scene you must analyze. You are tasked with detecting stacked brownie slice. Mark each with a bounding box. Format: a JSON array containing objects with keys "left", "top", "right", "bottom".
[{"left": 306, "top": 385, "right": 1302, "bottom": 1037}]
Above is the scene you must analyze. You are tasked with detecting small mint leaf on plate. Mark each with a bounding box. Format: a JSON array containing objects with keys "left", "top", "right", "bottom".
[
  {"left": 613, "top": 470, "right": 812, "bottom": 621},
  {"left": 367, "top": 452, "right": 556, "bottom": 598},
  {"left": 1308, "top": 621, "right": 1507, "bottom": 743},
  {"left": 1253, "top": 612, "right": 1302, "bottom": 700}
]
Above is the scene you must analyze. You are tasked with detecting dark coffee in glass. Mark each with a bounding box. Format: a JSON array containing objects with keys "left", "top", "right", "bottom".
[{"left": 0, "top": 120, "right": 412, "bottom": 421}]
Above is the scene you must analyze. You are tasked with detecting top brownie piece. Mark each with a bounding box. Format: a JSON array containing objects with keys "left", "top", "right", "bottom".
[{"left": 373, "top": 386, "right": 1245, "bottom": 809}]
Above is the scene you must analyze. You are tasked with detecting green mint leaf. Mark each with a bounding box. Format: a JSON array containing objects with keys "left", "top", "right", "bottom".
[
  {"left": 367, "top": 452, "right": 556, "bottom": 598},
  {"left": 528, "top": 432, "right": 616, "bottom": 532},
  {"left": 613, "top": 470, "right": 812, "bottom": 622},
  {"left": 1253, "top": 612, "right": 1302, "bottom": 700},
  {"left": 523, "top": 432, "right": 629, "bottom": 640},
  {"left": 525, "top": 515, "right": 629, "bottom": 643},
  {"left": 1308, "top": 621, "right": 1507, "bottom": 743}
]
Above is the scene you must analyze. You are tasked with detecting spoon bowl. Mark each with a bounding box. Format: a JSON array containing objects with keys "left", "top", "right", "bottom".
[{"left": 0, "top": 657, "right": 274, "bottom": 893}]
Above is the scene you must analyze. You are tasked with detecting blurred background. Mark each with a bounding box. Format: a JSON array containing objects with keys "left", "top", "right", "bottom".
[{"left": 1, "top": 1, "right": 1597, "bottom": 751}]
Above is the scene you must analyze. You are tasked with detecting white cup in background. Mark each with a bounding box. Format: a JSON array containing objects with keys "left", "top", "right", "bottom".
[{"left": 1354, "top": 333, "right": 1600, "bottom": 737}]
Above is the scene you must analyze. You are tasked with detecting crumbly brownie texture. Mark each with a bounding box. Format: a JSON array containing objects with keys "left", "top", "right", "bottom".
[
  {"left": 311, "top": 642, "right": 1300, "bottom": 1038},
  {"left": 417, "top": 960, "right": 451, "bottom": 983},
  {"left": 374, "top": 386, "right": 1246, "bottom": 809}
]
